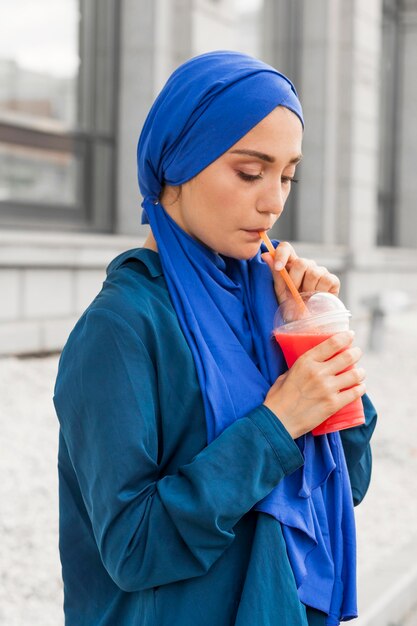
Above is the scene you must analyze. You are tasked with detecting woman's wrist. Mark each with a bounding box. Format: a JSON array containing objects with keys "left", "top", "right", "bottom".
[{"left": 262, "top": 401, "right": 303, "bottom": 439}]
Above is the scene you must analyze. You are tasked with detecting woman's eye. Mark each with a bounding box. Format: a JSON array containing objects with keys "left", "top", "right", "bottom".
[
  {"left": 282, "top": 176, "right": 299, "bottom": 185},
  {"left": 237, "top": 171, "right": 263, "bottom": 182}
]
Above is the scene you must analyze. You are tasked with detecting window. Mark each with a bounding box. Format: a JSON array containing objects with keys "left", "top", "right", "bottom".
[{"left": 0, "top": 0, "right": 119, "bottom": 231}]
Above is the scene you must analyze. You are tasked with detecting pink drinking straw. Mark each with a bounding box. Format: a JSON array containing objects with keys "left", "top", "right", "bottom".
[{"left": 259, "top": 231, "right": 308, "bottom": 315}]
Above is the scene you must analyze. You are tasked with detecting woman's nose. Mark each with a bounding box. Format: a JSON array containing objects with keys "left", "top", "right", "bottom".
[{"left": 256, "top": 184, "right": 285, "bottom": 216}]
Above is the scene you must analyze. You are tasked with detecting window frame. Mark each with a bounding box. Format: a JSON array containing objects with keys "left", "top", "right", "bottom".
[{"left": 0, "top": 0, "right": 120, "bottom": 233}]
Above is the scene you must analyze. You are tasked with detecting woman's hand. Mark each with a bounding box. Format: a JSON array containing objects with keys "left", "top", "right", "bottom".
[
  {"left": 262, "top": 241, "right": 340, "bottom": 303},
  {"left": 263, "top": 331, "right": 366, "bottom": 438}
]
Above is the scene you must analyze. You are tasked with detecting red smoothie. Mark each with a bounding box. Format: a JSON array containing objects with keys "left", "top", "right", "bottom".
[
  {"left": 274, "top": 331, "right": 332, "bottom": 368},
  {"left": 273, "top": 330, "right": 365, "bottom": 436}
]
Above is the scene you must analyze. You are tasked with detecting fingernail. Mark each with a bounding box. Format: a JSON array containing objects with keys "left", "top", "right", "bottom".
[{"left": 275, "top": 261, "right": 284, "bottom": 271}]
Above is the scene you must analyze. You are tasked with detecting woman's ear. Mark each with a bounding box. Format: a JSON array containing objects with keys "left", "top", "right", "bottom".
[{"left": 160, "top": 184, "right": 182, "bottom": 206}]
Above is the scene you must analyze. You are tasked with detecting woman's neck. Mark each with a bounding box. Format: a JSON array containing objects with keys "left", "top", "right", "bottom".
[{"left": 143, "top": 230, "right": 158, "bottom": 252}]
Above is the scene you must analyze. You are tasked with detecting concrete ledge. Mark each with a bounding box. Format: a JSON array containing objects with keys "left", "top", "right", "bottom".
[
  {"left": 356, "top": 536, "right": 417, "bottom": 626},
  {"left": 0, "top": 230, "right": 350, "bottom": 271},
  {"left": 0, "top": 230, "right": 146, "bottom": 269},
  {"left": 2, "top": 232, "right": 414, "bottom": 271},
  {"left": 353, "top": 246, "right": 417, "bottom": 272},
  {"left": 0, "top": 317, "right": 79, "bottom": 356}
]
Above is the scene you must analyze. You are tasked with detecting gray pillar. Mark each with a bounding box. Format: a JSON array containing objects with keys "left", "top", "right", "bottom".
[
  {"left": 296, "top": 0, "right": 341, "bottom": 244},
  {"left": 336, "top": 0, "right": 382, "bottom": 250},
  {"left": 116, "top": 0, "right": 158, "bottom": 236},
  {"left": 397, "top": 2, "right": 417, "bottom": 247},
  {"left": 262, "top": 0, "right": 303, "bottom": 242}
]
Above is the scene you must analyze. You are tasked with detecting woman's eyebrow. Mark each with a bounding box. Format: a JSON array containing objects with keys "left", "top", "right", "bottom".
[{"left": 229, "top": 149, "right": 303, "bottom": 165}]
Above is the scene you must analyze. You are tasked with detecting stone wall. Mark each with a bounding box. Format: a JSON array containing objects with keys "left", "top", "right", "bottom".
[{"left": 0, "top": 231, "right": 141, "bottom": 355}]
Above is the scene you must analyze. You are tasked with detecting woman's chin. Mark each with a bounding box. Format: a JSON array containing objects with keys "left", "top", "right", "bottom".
[{"left": 223, "top": 244, "right": 261, "bottom": 260}]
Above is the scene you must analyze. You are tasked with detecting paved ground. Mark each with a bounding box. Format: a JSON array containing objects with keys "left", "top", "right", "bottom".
[
  {"left": 0, "top": 311, "right": 416, "bottom": 625},
  {"left": 403, "top": 607, "right": 417, "bottom": 626}
]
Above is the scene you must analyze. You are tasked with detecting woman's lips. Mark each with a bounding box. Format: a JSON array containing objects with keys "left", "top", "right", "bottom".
[{"left": 243, "top": 229, "right": 269, "bottom": 238}]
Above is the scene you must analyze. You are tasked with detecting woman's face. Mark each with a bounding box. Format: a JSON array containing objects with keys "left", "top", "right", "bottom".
[{"left": 161, "top": 106, "right": 303, "bottom": 259}]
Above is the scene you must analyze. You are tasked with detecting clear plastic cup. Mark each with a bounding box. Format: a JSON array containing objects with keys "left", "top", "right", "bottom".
[{"left": 273, "top": 292, "right": 365, "bottom": 436}]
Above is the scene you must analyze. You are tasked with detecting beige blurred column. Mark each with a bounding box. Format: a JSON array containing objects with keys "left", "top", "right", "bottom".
[
  {"left": 336, "top": 0, "right": 383, "bottom": 251},
  {"left": 297, "top": 0, "right": 342, "bottom": 245},
  {"left": 190, "top": 0, "right": 236, "bottom": 56},
  {"left": 153, "top": 0, "right": 236, "bottom": 91},
  {"left": 116, "top": 0, "right": 235, "bottom": 236},
  {"left": 397, "top": 0, "right": 417, "bottom": 247},
  {"left": 116, "top": 0, "right": 159, "bottom": 236},
  {"left": 116, "top": 0, "right": 193, "bottom": 236}
]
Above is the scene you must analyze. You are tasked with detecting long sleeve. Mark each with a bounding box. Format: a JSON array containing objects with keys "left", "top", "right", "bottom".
[
  {"left": 54, "top": 308, "right": 304, "bottom": 593},
  {"left": 339, "top": 394, "right": 377, "bottom": 505}
]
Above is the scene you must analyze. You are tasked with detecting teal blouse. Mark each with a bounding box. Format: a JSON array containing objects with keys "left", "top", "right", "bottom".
[{"left": 53, "top": 249, "right": 376, "bottom": 626}]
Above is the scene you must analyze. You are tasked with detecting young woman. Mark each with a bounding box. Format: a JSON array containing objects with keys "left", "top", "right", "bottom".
[{"left": 54, "top": 51, "right": 377, "bottom": 626}]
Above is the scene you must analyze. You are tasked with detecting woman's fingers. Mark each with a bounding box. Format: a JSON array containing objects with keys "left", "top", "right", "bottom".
[
  {"left": 272, "top": 241, "right": 297, "bottom": 270},
  {"left": 300, "top": 265, "right": 340, "bottom": 295},
  {"left": 332, "top": 382, "right": 367, "bottom": 413},
  {"left": 261, "top": 242, "right": 296, "bottom": 302},
  {"left": 315, "top": 270, "right": 341, "bottom": 295},
  {"left": 333, "top": 367, "right": 366, "bottom": 392},
  {"left": 285, "top": 257, "right": 313, "bottom": 290},
  {"left": 301, "top": 332, "right": 366, "bottom": 410},
  {"left": 263, "top": 241, "right": 341, "bottom": 302},
  {"left": 264, "top": 331, "right": 366, "bottom": 439},
  {"left": 305, "top": 331, "right": 355, "bottom": 362},
  {"left": 324, "top": 345, "right": 363, "bottom": 375},
  {"left": 264, "top": 325, "right": 366, "bottom": 438},
  {"left": 287, "top": 258, "right": 341, "bottom": 295}
]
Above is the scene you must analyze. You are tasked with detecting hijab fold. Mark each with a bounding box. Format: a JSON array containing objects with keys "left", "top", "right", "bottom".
[{"left": 137, "top": 51, "right": 357, "bottom": 624}]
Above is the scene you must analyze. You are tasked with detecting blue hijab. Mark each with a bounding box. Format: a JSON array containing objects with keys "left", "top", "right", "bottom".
[{"left": 137, "top": 51, "right": 356, "bottom": 625}]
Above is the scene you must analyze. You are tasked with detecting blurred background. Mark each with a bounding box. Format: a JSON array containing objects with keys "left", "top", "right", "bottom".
[{"left": 0, "top": 0, "right": 416, "bottom": 625}]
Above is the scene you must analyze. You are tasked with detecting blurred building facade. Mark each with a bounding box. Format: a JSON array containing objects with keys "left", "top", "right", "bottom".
[{"left": 1, "top": 0, "right": 416, "bottom": 355}]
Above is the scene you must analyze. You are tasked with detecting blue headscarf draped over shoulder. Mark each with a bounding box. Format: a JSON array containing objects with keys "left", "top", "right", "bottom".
[{"left": 137, "top": 51, "right": 356, "bottom": 625}]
